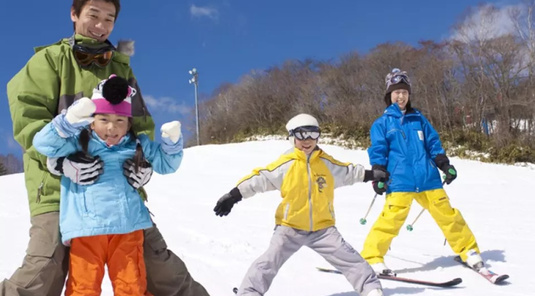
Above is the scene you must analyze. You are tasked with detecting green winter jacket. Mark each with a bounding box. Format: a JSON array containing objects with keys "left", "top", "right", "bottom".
[{"left": 7, "top": 34, "right": 155, "bottom": 217}]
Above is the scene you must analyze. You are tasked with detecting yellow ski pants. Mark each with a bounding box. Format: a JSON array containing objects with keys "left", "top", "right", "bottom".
[{"left": 361, "top": 188, "right": 479, "bottom": 264}]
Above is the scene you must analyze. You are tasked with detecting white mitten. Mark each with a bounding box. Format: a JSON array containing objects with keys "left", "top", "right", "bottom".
[
  {"left": 53, "top": 97, "right": 97, "bottom": 138},
  {"left": 65, "top": 97, "right": 96, "bottom": 126},
  {"left": 161, "top": 121, "right": 182, "bottom": 143}
]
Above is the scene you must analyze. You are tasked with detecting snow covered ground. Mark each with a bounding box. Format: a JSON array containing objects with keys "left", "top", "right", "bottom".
[{"left": 1, "top": 140, "right": 534, "bottom": 295}]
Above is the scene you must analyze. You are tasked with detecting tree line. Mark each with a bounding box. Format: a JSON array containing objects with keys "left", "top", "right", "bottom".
[
  {"left": 0, "top": 154, "right": 23, "bottom": 176},
  {"left": 190, "top": 3, "right": 535, "bottom": 163}
]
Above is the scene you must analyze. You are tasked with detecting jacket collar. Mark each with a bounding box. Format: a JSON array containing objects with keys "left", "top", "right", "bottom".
[
  {"left": 292, "top": 146, "right": 322, "bottom": 161},
  {"left": 384, "top": 103, "right": 419, "bottom": 118},
  {"left": 34, "top": 34, "right": 115, "bottom": 53},
  {"left": 69, "top": 33, "right": 116, "bottom": 49}
]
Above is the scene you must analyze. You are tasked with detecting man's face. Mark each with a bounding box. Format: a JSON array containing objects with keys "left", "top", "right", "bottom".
[{"left": 71, "top": 0, "right": 116, "bottom": 42}]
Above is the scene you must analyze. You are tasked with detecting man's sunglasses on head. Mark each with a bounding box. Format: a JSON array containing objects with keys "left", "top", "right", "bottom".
[
  {"left": 69, "top": 34, "right": 115, "bottom": 68},
  {"left": 72, "top": 44, "right": 114, "bottom": 68}
]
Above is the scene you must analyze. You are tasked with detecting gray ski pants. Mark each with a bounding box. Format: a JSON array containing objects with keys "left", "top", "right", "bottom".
[
  {"left": 237, "top": 225, "right": 381, "bottom": 296},
  {"left": 0, "top": 211, "right": 209, "bottom": 296}
]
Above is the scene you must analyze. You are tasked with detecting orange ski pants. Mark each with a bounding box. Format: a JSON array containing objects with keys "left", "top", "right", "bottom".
[{"left": 65, "top": 230, "right": 152, "bottom": 296}]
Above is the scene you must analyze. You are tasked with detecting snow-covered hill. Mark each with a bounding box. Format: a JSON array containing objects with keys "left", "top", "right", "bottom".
[{"left": 1, "top": 140, "right": 533, "bottom": 295}]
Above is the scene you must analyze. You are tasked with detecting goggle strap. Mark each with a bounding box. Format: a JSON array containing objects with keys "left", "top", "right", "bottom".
[{"left": 68, "top": 33, "right": 116, "bottom": 51}]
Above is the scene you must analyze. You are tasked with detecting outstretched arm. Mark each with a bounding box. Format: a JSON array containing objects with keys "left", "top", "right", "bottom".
[{"left": 214, "top": 156, "right": 292, "bottom": 217}]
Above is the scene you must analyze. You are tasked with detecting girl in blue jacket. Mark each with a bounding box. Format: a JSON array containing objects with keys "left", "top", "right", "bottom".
[
  {"left": 361, "top": 68, "right": 485, "bottom": 276},
  {"left": 33, "top": 75, "right": 183, "bottom": 296}
]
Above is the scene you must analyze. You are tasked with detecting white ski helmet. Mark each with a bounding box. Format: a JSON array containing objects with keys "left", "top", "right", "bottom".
[
  {"left": 286, "top": 113, "right": 319, "bottom": 132},
  {"left": 286, "top": 113, "right": 320, "bottom": 146}
]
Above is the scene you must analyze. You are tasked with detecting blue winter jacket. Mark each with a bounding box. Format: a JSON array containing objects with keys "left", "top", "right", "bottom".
[
  {"left": 33, "top": 123, "right": 183, "bottom": 245},
  {"left": 368, "top": 103, "right": 445, "bottom": 193}
]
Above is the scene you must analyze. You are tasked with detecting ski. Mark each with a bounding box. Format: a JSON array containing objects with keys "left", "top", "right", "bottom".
[
  {"left": 316, "top": 267, "right": 462, "bottom": 287},
  {"left": 454, "top": 256, "right": 509, "bottom": 284}
]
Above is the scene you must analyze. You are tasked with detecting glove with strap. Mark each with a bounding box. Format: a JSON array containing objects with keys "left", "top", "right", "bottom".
[
  {"left": 47, "top": 152, "right": 103, "bottom": 185},
  {"left": 214, "top": 187, "right": 243, "bottom": 217},
  {"left": 434, "top": 154, "right": 457, "bottom": 184},
  {"left": 123, "top": 158, "right": 153, "bottom": 189},
  {"left": 52, "top": 97, "right": 96, "bottom": 138},
  {"left": 364, "top": 165, "right": 390, "bottom": 183},
  {"left": 368, "top": 165, "right": 389, "bottom": 195}
]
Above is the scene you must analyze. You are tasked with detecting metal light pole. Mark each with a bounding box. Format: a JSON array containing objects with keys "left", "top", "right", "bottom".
[{"left": 189, "top": 68, "right": 200, "bottom": 145}]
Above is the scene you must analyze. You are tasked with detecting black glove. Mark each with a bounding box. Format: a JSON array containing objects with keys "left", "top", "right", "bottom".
[
  {"left": 364, "top": 165, "right": 390, "bottom": 183},
  {"left": 214, "top": 188, "right": 243, "bottom": 217},
  {"left": 123, "top": 159, "right": 153, "bottom": 189},
  {"left": 434, "top": 154, "right": 457, "bottom": 185},
  {"left": 368, "top": 165, "right": 389, "bottom": 195},
  {"left": 47, "top": 152, "right": 103, "bottom": 185},
  {"left": 373, "top": 181, "right": 387, "bottom": 195}
]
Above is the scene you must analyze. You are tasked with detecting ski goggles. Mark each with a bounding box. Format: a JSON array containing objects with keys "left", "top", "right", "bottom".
[
  {"left": 387, "top": 68, "right": 411, "bottom": 86},
  {"left": 73, "top": 44, "right": 115, "bottom": 68},
  {"left": 389, "top": 73, "right": 411, "bottom": 85},
  {"left": 290, "top": 126, "right": 321, "bottom": 141}
]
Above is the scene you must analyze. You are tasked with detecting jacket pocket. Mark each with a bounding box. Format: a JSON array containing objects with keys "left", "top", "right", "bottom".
[
  {"left": 81, "top": 192, "right": 89, "bottom": 216},
  {"left": 283, "top": 203, "right": 290, "bottom": 221},
  {"left": 144, "top": 224, "right": 168, "bottom": 255},
  {"left": 388, "top": 160, "right": 401, "bottom": 185},
  {"left": 79, "top": 191, "right": 95, "bottom": 218},
  {"left": 35, "top": 171, "right": 50, "bottom": 204},
  {"left": 36, "top": 182, "right": 43, "bottom": 204},
  {"left": 328, "top": 202, "right": 335, "bottom": 219}
]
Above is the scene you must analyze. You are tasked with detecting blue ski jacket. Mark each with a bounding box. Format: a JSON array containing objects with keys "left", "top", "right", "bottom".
[
  {"left": 368, "top": 103, "right": 445, "bottom": 193},
  {"left": 33, "top": 122, "right": 183, "bottom": 244}
]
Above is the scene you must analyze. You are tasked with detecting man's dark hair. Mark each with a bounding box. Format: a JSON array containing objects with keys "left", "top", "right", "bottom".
[{"left": 71, "top": 0, "right": 121, "bottom": 31}]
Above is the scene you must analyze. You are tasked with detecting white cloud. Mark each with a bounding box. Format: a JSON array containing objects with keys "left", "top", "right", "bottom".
[
  {"left": 144, "top": 95, "right": 191, "bottom": 116},
  {"left": 190, "top": 4, "right": 219, "bottom": 20},
  {"left": 450, "top": 4, "right": 523, "bottom": 42}
]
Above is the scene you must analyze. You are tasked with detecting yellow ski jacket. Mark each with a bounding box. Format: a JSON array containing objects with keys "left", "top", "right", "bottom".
[{"left": 236, "top": 147, "right": 368, "bottom": 231}]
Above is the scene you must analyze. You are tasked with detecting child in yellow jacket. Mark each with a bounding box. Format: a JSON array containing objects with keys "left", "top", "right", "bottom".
[{"left": 214, "top": 113, "right": 388, "bottom": 296}]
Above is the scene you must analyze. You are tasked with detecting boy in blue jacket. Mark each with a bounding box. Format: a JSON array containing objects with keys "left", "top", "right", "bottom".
[
  {"left": 361, "top": 68, "right": 485, "bottom": 276},
  {"left": 33, "top": 75, "right": 183, "bottom": 296}
]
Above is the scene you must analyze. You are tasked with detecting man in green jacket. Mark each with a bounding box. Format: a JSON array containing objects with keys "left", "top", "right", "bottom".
[{"left": 2, "top": 1, "right": 209, "bottom": 295}]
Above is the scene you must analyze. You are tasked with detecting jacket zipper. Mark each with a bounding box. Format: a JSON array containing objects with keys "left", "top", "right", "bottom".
[
  {"left": 328, "top": 201, "right": 335, "bottom": 219},
  {"left": 307, "top": 155, "right": 314, "bottom": 231},
  {"left": 36, "top": 182, "right": 43, "bottom": 203},
  {"left": 284, "top": 203, "right": 290, "bottom": 220},
  {"left": 400, "top": 115, "right": 407, "bottom": 139}
]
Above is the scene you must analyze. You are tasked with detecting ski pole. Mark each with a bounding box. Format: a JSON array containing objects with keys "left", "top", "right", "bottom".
[
  {"left": 406, "top": 208, "right": 425, "bottom": 231},
  {"left": 360, "top": 182, "right": 385, "bottom": 225},
  {"left": 360, "top": 181, "right": 387, "bottom": 225},
  {"left": 359, "top": 192, "right": 379, "bottom": 225}
]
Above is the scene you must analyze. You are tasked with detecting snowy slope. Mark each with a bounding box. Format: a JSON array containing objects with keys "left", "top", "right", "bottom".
[{"left": 1, "top": 140, "right": 534, "bottom": 295}]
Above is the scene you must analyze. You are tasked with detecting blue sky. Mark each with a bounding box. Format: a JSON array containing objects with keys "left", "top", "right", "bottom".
[{"left": 0, "top": 0, "right": 518, "bottom": 157}]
